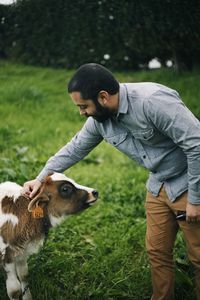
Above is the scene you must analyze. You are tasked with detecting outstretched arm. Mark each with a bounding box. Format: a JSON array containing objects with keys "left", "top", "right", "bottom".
[{"left": 22, "top": 118, "right": 103, "bottom": 198}]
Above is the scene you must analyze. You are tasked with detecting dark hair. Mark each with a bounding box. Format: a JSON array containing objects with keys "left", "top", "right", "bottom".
[{"left": 68, "top": 63, "right": 119, "bottom": 103}]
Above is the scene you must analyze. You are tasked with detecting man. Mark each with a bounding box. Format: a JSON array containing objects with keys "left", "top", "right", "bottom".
[{"left": 23, "top": 63, "right": 200, "bottom": 300}]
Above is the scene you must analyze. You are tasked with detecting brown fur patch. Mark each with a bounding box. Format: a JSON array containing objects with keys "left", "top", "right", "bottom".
[{"left": 1, "top": 195, "right": 47, "bottom": 249}]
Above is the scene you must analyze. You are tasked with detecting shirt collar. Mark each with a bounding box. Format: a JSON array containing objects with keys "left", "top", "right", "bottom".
[{"left": 116, "top": 84, "right": 129, "bottom": 118}]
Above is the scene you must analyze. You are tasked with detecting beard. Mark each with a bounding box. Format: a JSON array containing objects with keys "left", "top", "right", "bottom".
[{"left": 89, "top": 101, "right": 114, "bottom": 123}]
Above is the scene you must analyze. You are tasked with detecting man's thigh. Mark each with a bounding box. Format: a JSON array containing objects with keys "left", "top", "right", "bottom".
[
  {"left": 145, "top": 188, "right": 179, "bottom": 252},
  {"left": 169, "top": 191, "right": 200, "bottom": 265}
]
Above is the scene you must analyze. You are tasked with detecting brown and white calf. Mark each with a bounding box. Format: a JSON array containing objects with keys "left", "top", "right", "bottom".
[{"left": 0, "top": 173, "right": 98, "bottom": 300}]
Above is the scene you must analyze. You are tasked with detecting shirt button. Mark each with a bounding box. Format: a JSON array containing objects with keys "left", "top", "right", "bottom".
[
  {"left": 113, "top": 142, "right": 116, "bottom": 145},
  {"left": 143, "top": 155, "right": 146, "bottom": 159}
]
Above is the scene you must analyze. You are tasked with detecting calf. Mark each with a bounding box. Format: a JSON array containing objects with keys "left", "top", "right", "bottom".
[{"left": 0, "top": 173, "right": 98, "bottom": 300}]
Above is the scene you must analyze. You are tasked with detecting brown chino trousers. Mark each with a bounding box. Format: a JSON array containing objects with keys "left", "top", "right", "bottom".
[{"left": 145, "top": 186, "right": 200, "bottom": 300}]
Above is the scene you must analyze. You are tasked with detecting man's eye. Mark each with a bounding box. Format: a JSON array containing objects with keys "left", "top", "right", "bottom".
[{"left": 80, "top": 105, "right": 87, "bottom": 109}]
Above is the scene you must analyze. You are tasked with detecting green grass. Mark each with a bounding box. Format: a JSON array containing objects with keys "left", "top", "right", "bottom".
[{"left": 0, "top": 61, "right": 200, "bottom": 299}]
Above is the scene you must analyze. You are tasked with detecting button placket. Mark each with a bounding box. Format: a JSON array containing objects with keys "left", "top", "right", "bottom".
[{"left": 133, "top": 139, "right": 152, "bottom": 168}]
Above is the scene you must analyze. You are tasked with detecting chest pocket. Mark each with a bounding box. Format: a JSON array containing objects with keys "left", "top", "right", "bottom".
[
  {"left": 105, "top": 132, "right": 127, "bottom": 147},
  {"left": 132, "top": 128, "right": 155, "bottom": 143}
]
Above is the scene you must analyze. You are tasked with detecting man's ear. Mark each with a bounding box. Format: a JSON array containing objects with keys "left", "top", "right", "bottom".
[{"left": 97, "top": 91, "right": 109, "bottom": 106}]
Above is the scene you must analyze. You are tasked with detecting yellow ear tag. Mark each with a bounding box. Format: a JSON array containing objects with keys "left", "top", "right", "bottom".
[{"left": 32, "top": 203, "right": 44, "bottom": 219}]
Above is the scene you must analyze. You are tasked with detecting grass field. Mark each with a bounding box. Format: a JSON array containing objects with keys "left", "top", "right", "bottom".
[{"left": 0, "top": 61, "right": 200, "bottom": 299}]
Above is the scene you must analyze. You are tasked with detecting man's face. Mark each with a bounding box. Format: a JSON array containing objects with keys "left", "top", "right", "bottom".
[{"left": 70, "top": 92, "right": 113, "bottom": 122}]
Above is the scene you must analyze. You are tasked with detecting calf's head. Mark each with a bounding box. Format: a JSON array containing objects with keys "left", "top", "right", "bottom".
[{"left": 28, "top": 173, "right": 98, "bottom": 218}]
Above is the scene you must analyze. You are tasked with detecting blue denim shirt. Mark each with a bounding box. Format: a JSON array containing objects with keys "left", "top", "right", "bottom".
[{"left": 37, "top": 83, "right": 200, "bottom": 204}]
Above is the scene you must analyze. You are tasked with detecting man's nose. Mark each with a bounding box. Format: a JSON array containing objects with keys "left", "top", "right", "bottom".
[{"left": 79, "top": 109, "right": 85, "bottom": 115}]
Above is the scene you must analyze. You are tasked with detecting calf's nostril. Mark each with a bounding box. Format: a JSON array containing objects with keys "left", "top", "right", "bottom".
[{"left": 92, "top": 190, "right": 99, "bottom": 198}]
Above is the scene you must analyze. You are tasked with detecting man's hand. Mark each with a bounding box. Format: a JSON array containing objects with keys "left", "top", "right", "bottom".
[
  {"left": 22, "top": 179, "right": 42, "bottom": 199},
  {"left": 186, "top": 202, "right": 200, "bottom": 223}
]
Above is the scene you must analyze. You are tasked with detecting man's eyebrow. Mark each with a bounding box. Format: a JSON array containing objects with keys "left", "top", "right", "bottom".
[{"left": 77, "top": 104, "right": 87, "bottom": 107}]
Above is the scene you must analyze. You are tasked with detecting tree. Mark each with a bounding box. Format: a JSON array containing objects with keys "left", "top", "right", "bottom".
[{"left": 0, "top": 0, "right": 199, "bottom": 71}]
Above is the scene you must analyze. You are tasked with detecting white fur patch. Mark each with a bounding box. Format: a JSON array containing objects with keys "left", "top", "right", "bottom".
[
  {"left": 49, "top": 214, "right": 67, "bottom": 227},
  {"left": 0, "top": 213, "right": 19, "bottom": 228},
  {"left": 0, "top": 235, "right": 8, "bottom": 258},
  {"left": 0, "top": 182, "right": 22, "bottom": 203},
  {"left": 24, "top": 239, "right": 44, "bottom": 258},
  {"left": 0, "top": 182, "right": 22, "bottom": 222},
  {"left": 50, "top": 173, "right": 94, "bottom": 193},
  {"left": 4, "top": 262, "right": 21, "bottom": 298}
]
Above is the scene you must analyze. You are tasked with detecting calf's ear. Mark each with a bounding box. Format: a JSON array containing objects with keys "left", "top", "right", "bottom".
[{"left": 28, "top": 189, "right": 49, "bottom": 213}]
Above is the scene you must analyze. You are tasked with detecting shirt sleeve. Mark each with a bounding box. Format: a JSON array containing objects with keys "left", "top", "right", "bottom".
[
  {"left": 37, "top": 117, "right": 103, "bottom": 181},
  {"left": 145, "top": 88, "right": 200, "bottom": 205}
]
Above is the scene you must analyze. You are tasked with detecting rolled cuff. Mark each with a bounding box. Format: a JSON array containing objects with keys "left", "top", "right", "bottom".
[
  {"left": 37, "top": 168, "right": 54, "bottom": 182},
  {"left": 188, "top": 189, "right": 200, "bottom": 205}
]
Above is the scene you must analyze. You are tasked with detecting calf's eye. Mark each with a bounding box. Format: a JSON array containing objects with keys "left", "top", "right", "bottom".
[
  {"left": 59, "top": 183, "right": 73, "bottom": 197},
  {"left": 62, "top": 186, "right": 69, "bottom": 192}
]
